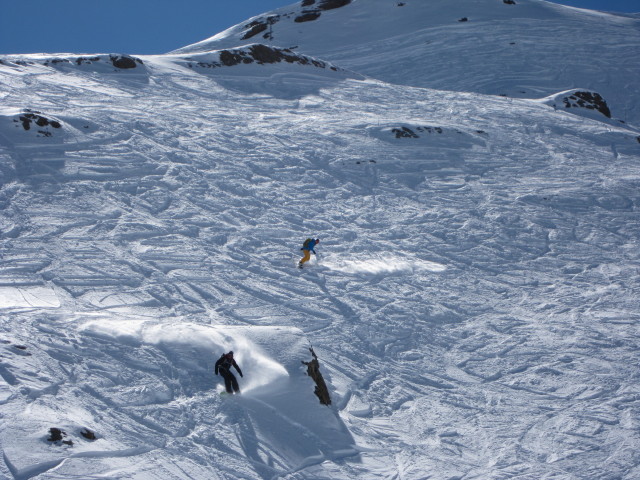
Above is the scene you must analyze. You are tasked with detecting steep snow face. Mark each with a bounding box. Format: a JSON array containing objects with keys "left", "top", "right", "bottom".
[
  {"left": 1, "top": 50, "right": 639, "bottom": 479},
  {"left": 1, "top": 5, "right": 640, "bottom": 480},
  {"left": 173, "top": 0, "right": 640, "bottom": 123}
]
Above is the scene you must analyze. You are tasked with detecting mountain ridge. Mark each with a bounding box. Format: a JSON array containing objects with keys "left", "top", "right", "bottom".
[{"left": 172, "top": 0, "right": 640, "bottom": 123}]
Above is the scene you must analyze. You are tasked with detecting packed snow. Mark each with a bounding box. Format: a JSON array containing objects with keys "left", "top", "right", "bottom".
[{"left": 1, "top": 0, "right": 639, "bottom": 479}]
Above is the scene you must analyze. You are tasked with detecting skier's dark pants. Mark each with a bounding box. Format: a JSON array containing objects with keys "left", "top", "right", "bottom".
[{"left": 220, "top": 368, "right": 240, "bottom": 393}]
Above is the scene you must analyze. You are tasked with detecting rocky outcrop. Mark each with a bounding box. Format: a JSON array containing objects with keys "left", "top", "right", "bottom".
[
  {"left": 301, "top": 0, "right": 351, "bottom": 10},
  {"left": 391, "top": 125, "right": 444, "bottom": 138},
  {"left": 46, "top": 427, "right": 97, "bottom": 445},
  {"left": 562, "top": 91, "right": 611, "bottom": 118},
  {"left": 12, "top": 110, "right": 63, "bottom": 138},
  {"left": 39, "top": 54, "right": 144, "bottom": 70},
  {"left": 295, "top": 11, "right": 322, "bottom": 23},
  {"left": 16, "top": 111, "right": 62, "bottom": 132},
  {"left": 80, "top": 428, "right": 97, "bottom": 440},
  {"left": 302, "top": 347, "right": 331, "bottom": 406},
  {"left": 295, "top": 0, "right": 352, "bottom": 23},
  {"left": 188, "top": 44, "right": 340, "bottom": 71},
  {"left": 242, "top": 16, "right": 281, "bottom": 40},
  {"left": 541, "top": 89, "right": 614, "bottom": 119},
  {"left": 47, "top": 428, "right": 73, "bottom": 446},
  {"left": 110, "top": 54, "right": 140, "bottom": 69}
]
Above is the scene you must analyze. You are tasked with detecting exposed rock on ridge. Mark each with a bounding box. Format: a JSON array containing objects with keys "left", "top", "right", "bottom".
[
  {"left": 240, "top": 0, "right": 352, "bottom": 39},
  {"left": 0, "top": 54, "right": 144, "bottom": 71},
  {"left": 542, "top": 89, "right": 613, "bottom": 119},
  {"left": 185, "top": 44, "right": 341, "bottom": 71}
]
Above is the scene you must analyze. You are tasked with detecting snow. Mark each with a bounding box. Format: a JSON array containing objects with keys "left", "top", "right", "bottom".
[
  {"left": 0, "top": 286, "right": 60, "bottom": 309},
  {"left": 1, "top": 0, "right": 640, "bottom": 478},
  {"left": 174, "top": 0, "right": 640, "bottom": 123}
]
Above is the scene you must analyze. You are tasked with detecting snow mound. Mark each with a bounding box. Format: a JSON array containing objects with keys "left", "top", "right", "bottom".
[
  {"left": 79, "top": 321, "right": 292, "bottom": 394},
  {"left": 0, "top": 109, "right": 65, "bottom": 143},
  {"left": 0, "top": 319, "right": 355, "bottom": 479},
  {"left": 368, "top": 123, "right": 487, "bottom": 148}
]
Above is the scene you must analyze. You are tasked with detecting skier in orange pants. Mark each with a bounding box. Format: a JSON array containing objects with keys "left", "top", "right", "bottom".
[{"left": 299, "top": 238, "right": 320, "bottom": 268}]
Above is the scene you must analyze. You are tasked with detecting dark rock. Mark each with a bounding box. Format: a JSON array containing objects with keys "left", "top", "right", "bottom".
[
  {"left": 242, "top": 21, "right": 269, "bottom": 40},
  {"left": 302, "top": 347, "right": 331, "bottom": 406},
  {"left": 301, "top": 0, "right": 315, "bottom": 5},
  {"left": 110, "top": 55, "right": 140, "bottom": 69},
  {"left": 392, "top": 127, "right": 418, "bottom": 138},
  {"left": 392, "top": 125, "right": 451, "bottom": 139},
  {"left": 48, "top": 428, "right": 65, "bottom": 442},
  {"left": 250, "top": 44, "right": 285, "bottom": 63},
  {"left": 295, "top": 11, "right": 322, "bottom": 22},
  {"left": 562, "top": 91, "right": 611, "bottom": 118},
  {"left": 18, "top": 112, "right": 62, "bottom": 132},
  {"left": 504, "top": 0, "right": 516, "bottom": 4},
  {"left": 242, "top": 16, "right": 280, "bottom": 40},
  {"left": 75, "top": 56, "right": 101, "bottom": 65},
  {"left": 219, "top": 50, "right": 245, "bottom": 67},
  {"left": 459, "top": 17, "right": 469, "bottom": 22},
  {"left": 45, "top": 58, "right": 71, "bottom": 66},
  {"left": 317, "top": 0, "right": 351, "bottom": 10},
  {"left": 80, "top": 428, "right": 97, "bottom": 440}
]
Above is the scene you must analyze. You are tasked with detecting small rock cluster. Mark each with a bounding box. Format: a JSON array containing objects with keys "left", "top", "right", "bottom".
[
  {"left": 561, "top": 91, "right": 612, "bottom": 118},
  {"left": 47, "top": 427, "right": 97, "bottom": 447},
  {"left": 14, "top": 110, "right": 62, "bottom": 137},
  {"left": 41, "top": 54, "right": 143, "bottom": 70},
  {"left": 391, "top": 125, "right": 444, "bottom": 138}
]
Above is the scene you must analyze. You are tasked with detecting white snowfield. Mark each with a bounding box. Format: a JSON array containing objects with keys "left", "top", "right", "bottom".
[{"left": 0, "top": 0, "right": 639, "bottom": 479}]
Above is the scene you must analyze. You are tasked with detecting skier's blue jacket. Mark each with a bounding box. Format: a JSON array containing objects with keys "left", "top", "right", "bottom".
[{"left": 302, "top": 239, "right": 319, "bottom": 253}]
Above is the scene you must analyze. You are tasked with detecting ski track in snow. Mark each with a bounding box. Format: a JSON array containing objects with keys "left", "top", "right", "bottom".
[{"left": 1, "top": 3, "right": 640, "bottom": 479}]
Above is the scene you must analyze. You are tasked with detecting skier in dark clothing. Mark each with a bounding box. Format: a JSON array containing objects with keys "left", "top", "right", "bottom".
[{"left": 215, "top": 351, "right": 243, "bottom": 394}]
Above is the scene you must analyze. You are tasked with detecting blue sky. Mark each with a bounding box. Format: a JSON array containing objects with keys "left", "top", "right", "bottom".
[{"left": 0, "top": 0, "right": 637, "bottom": 55}]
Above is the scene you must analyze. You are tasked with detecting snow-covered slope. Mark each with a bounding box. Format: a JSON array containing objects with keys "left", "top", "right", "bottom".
[
  {"left": 174, "top": 0, "right": 640, "bottom": 124},
  {"left": 1, "top": 1, "right": 640, "bottom": 479}
]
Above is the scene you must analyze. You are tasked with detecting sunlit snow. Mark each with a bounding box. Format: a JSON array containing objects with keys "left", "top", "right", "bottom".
[{"left": 1, "top": 0, "right": 639, "bottom": 479}]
